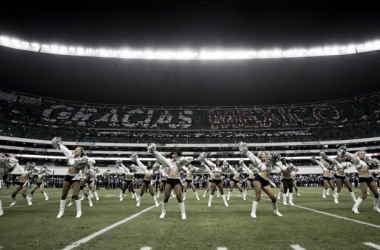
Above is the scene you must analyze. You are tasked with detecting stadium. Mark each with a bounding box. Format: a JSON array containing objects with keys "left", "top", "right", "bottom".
[{"left": 1, "top": 1, "right": 380, "bottom": 250}]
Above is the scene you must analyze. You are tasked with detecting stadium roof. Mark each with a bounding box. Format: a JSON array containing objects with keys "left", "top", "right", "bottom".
[{"left": 0, "top": 1, "right": 380, "bottom": 106}]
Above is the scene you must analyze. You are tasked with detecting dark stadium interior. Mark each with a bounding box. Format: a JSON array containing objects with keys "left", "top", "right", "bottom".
[{"left": 0, "top": 1, "right": 380, "bottom": 106}]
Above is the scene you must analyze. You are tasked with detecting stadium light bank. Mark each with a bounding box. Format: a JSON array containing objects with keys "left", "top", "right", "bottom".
[{"left": 1, "top": 35, "right": 380, "bottom": 60}]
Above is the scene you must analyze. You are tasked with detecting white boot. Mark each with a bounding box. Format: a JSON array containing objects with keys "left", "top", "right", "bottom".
[
  {"left": 171, "top": 190, "right": 176, "bottom": 198},
  {"left": 322, "top": 189, "right": 326, "bottom": 198},
  {"left": 374, "top": 198, "right": 380, "bottom": 212},
  {"left": 57, "top": 200, "right": 66, "bottom": 218},
  {"left": 334, "top": 193, "right": 339, "bottom": 204},
  {"left": 160, "top": 202, "right": 168, "bottom": 219},
  {"left": 326, "top": 188, "right": 330, "bottom": 195},
  {"left": 89, "top": 190, "right": 93, "bottom": 199},
  {"left": 251, "top": 201, "right": 258, "bottom": 218},
  {"left": 367, "top": 188, "right": 370, "bottom": 195},
  {"left": 352, "top": 197, "right": 363, "bottom": 213},
  {"left": 132, "top": 192, "right": 135, "bottom": 199},
  {"left": 289, "top": 193, "right": 295, "bottom": 205},
  {"left": 217, "top": 189, "right": 220, "bottom": 198},
  {"left": 87, "top": 196, "right": 93, "bottom": 207},
  {"left": 203, "top": 190, "right": 207, "bottom": 198},
  {"left": 25, "top": 195, "right": 32, "bottom": 206},
  {"left": 0, "top": 199, "right": 3, "bottom": 216},
  {"left": 10, "top": 197, "right": 17, "bottom": 206},
  {"left": 178, "top": 202, "right": 186, "bottom": 220},
  {"left": 67, "top": 197, "right": 74, "bottom": 206},
  {"left": 153, "top": 195, "right": 159, "bottom": 207},
  {"left": 350, "top": 191, "right": 356, "bottom": 202},
  {"left": 283, "top": 193, "right": 288, "bottom": 205},
  {"left": 183, "top": 192, "right": 186, "bottom": 201},
  {"left": 94, "top": 191, "right": 99, "bottom": 201},
  {"left": 194, "top": 191, "right": 200, "bottom": 201},
  {"left": 43, "top": 192, "right": 49, "bottom": 201},
  {"left": 80, "top": 191, "right": 84, "bottom": 200},
  {"left": 136, "top": 196, "right": 141, "bottom": 207},
  {"left": 273, "top": 202, "right": 283, "bottom": 217},
  {"left": 286, "top": 190, "right": 289, "bottom": 197},
  {"left": 222, "top": 194, "right": 229, "bottom": 207},
  {"left": 241, "top": 190, "right": 246, "bottom": 200},
  {"left": 75, "top": 199, "right": 82, "bottom": 218},
  {"left": 208, "top": 195, "right": 213, "bottom": 207},
  {"left": 277, "top": 190, "right": 281, "bottom": 200},
  {"left": 227, "top": 191, "right": 231, "bottom": 201},
  {"left": 156, "top": 192, "right": 160, "bottom": 198},
  {"left": 333, "top": 189, "right": 337, "bottom": 198}
]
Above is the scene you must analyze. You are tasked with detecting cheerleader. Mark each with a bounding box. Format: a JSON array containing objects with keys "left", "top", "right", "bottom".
[
  {"left": 77, "top": 171, "right": 94, "bottom": 207},
  {"left": 242, "top": 162, "right": 258, "bottom": 197},
  {"left": 10, "top": 162, "right": 38, "bottom": 206},
  {"left": 200, "top": 153, "right": 229, "bottom": 207},
  {"left": 277, "top": 181, "right": 284, "bottom": 200},
  {"left": 116, "top": 159, "right": 138, "bottom": 201},
  {"left": 86, "top": 161, "right": 100, "bottom": 201},
  {"left": 0, "top": 153, "right": 19, "bottom": 216},
  {"left": 53, "top": 137, "right": 90, "bottom": 219},
  {"left": 311, "top": 154, "right": 338, "bottom": 203},
  {"left": 147, "top": 144, "right": 192, "bottom": 219},
  {"left": 157, "top": 167, "right": 169, "bottom": 198},
  {"left": 239, "top": 142, "right": 282, "bottom": 218},
  {"left": 320, "top": 152, "right": 356, "bottom": 203},
  {"left": 291, "top": 171, "right": 300, "bottom": 196},
  {"left": 30, "top": 166, "right": 52, "bottom": 201},
  {"left": 202, "top": 156, "right": 222, "bottom": 198},
  {"left": 131, "top": 153, "right": 159, "bottom": 207},
  {"left": 203, "top": 172, "right": 214, "bottom": 198},
  {"left": 277, "top": 158, "right": 298, "bottom": 205},
  {"left": 182, "top": 164, "right": 201, "bottom": 201},
  {"left": 227, "top": 164, "right": 246, "bottom": 201},
  {"left": 337, "top": 147, "right": 380, "bottom": 213}
]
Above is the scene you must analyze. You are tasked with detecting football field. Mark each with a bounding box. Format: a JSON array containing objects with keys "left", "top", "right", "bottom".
[{"left": 1, "top": 187, "right": 380, "bottom": 250}]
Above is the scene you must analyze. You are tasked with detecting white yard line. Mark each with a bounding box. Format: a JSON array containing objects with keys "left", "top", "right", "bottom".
[
  {"left": 3, "top": 200, "right": 59, "bottom": 209},
  {"left": 62, "top": 198, "right": 173, "bottom": 250},
  {"left": 364, "top": 242, "right": 380, "bottom": 249},
  {"left": 288, "top": 204, "right": 380, "bottom": 229},
  {"left": 217, "top": 248, "right": 228, "bottom": 250},
  {"left": 298, "top": 191, "right": 353, "bottom": 197},
  {"left": 290, "top": 245, "right": 307, "bottom": 250},
  {"left": 246, "top": 194, "right": 380, "bottom": 229},
  {"left": 140, "top": 247, "right": 152, "bottom": 250}
]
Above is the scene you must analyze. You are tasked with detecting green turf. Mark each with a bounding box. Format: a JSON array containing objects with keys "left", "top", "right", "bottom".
[{"left": 1, "top": 187, "right": 380, "bottom": 250}]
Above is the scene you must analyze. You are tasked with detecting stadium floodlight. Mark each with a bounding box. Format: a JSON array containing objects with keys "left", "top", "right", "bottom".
[
  {"left": 11, "top": 38, "right": 20, "bottom": 45},
  {"left": 51, "top": 45, "right": 59, "bottom": 52},
  {"left": 1, "top": 34, "right": 380, "bottom": 60}
]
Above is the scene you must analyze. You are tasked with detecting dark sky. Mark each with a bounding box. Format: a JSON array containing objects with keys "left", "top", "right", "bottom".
[{"left": 0, "top": 1, "right": 379, "bottom": 106}]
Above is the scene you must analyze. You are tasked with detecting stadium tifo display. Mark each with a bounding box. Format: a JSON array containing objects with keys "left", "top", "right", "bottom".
[
  {"left": 1, "top": 88, "right": 380, "bottom": 143},
  {"left": 0, "top": 89, "right": 379, "bottom": 129}
]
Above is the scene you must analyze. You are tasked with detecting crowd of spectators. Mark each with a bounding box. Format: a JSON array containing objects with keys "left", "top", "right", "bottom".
[{"left": 1, "top": 89, "right": 380, "bottom": 143}]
